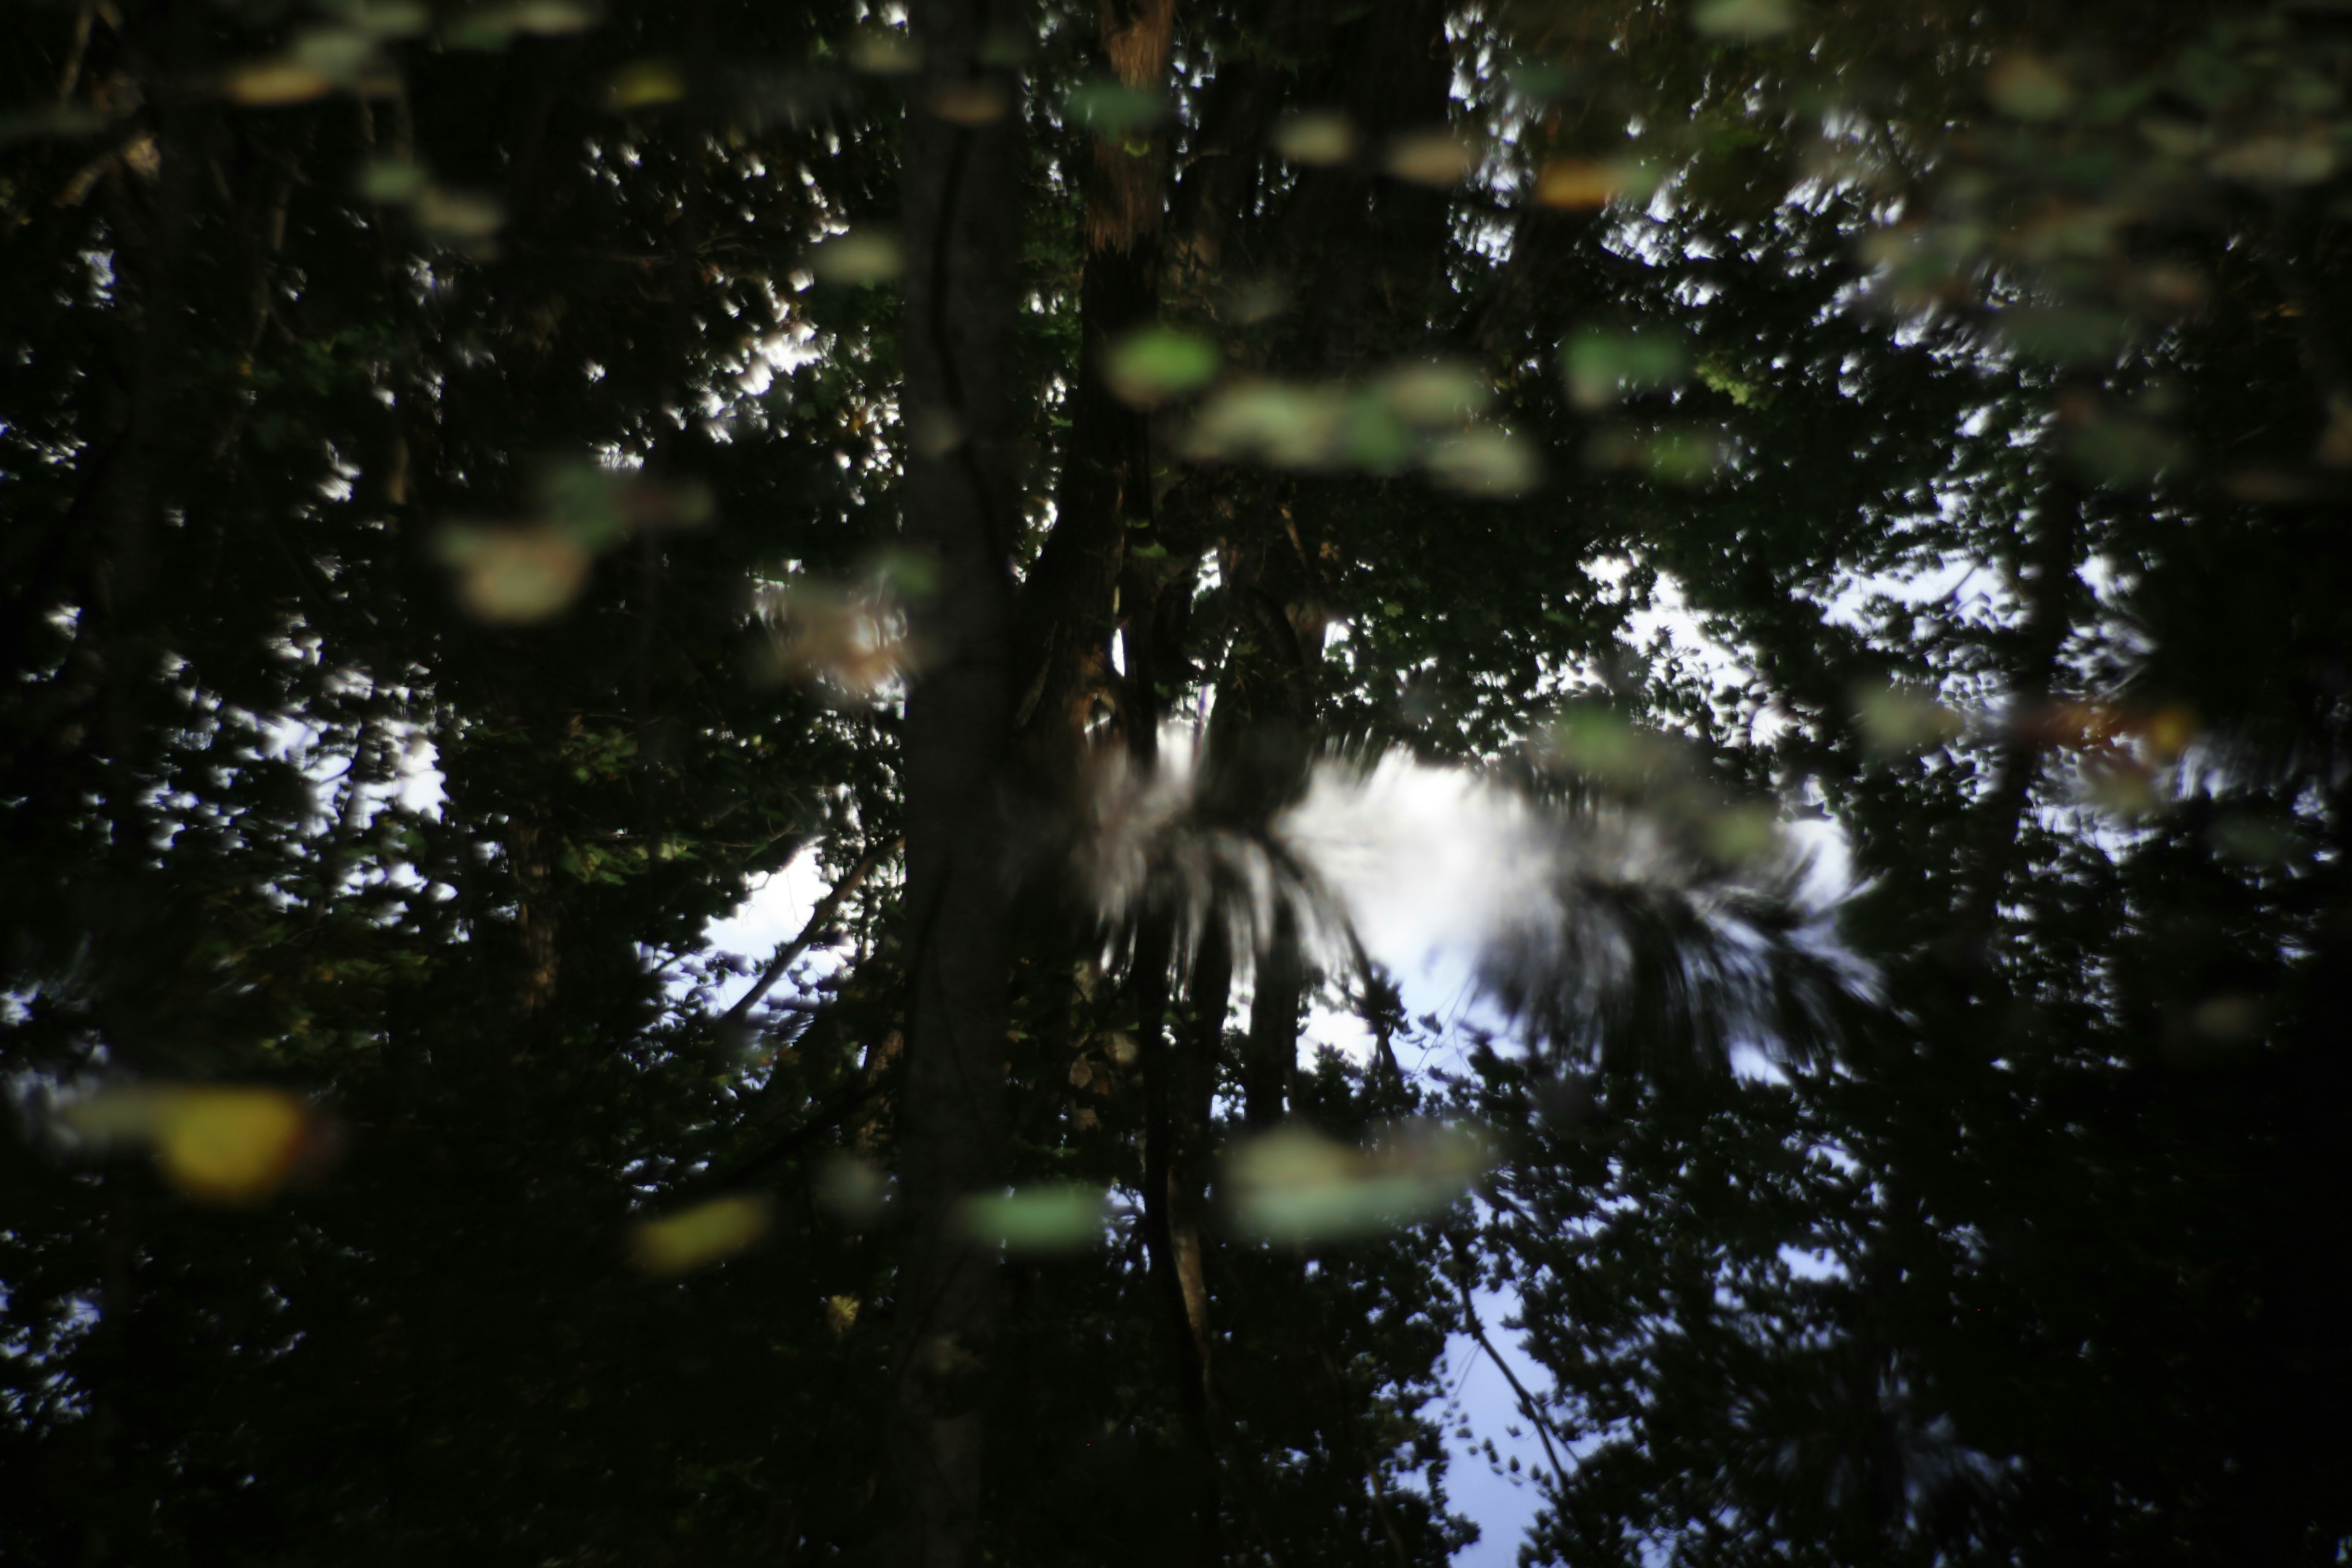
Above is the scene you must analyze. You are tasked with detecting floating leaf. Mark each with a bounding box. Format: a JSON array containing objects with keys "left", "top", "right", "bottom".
[
  {"left": 1692, "top": 0, "right": 1796, "bottom": 42},
  {"left": 224, "top": 61, "right": 339, "bottom": 105},
  {"left": 956, "top": 1185, "right": 1108, "bottom": 1252},
  {"left": 349, "top": 1, "right": 431, "bottom": 37},
  {"left": 1996, "top": 306, "right": 2125, "bottom": 366},
  {"left": 356, "top": 158, "right": 429, "bottom": 203},
  {"left": 1385, "top": 129, "right": 1479, "bottom": 186},
  {"left": 437, "top": 525, "right": 592, "bottom": 622},
  {"left": 1068, "top": 80, "right": 1166, "bottom": 136},
  {"left": 630, "top": 1194, "right": 772, "bottom": 1276},
  {"left": 1183, "top": 381, "right": 1350, "bottom": 469},
  {"left": 1375, "top": 361, "right": 1491, "bottom": 425},
  {"left": 1103, "top": 326, "right": 1219, "bottom": 407},
  {"left": 413, "top": 186, "right": 505, "bottom": 242},
  {"left": 929, "top": 81, "right": 1010, "bottom": 126},
  {"left": 1226, "top": 1121, "right": 1488, "bottom": 1243},
  {"left": 609, "top": 59, "right": 686, "bottom": 109},
  {"left": 1565, "top": 328, "right": 1686, "bottom": 410},
  {"left": 1586, "top": 423, "right": 1725, "bottom": 484},
  {"left": 64, "top": 1086, "right": 318, "bottom": 1204},
  {"left": 1424, "top": 428, "right": 1541, "bottom": 497},
  {"left": 2068, "top": 417, "right": 2186, "bottom": 486},
  {"left": 2208, "top": 135, "right": 2336, "bottom": 186},
  {"left": 809, "top": 228, "right": 905, "bottom": 286},
  {"left": 1986, "top": 54, "right": 2075, "bottom": 120},
  {"left": 1853, "top": 682, "right": 1964, "bottom": 754},
  {"left": 1534, "top": 157, "right": 1629, "bottom": 210},
  {"left": 1272, "top": 111, "right": 1357, "bottom": 166},
  {"left": 849, "top": 30, "right": 921, "bottom": 75},
  {"left": 815, "top": 1154, "right": 891, "bottom": 1224},
  {"left": 1545, "top": 706, "right": 1684, "bottom": 782}
]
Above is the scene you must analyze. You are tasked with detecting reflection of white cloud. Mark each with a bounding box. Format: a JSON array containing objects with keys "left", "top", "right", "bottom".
[{"left": 1280, "top": 756, "right": 1548, "bottom": 972}]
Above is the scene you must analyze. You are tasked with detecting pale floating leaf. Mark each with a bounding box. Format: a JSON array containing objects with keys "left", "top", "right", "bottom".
[
  {"left": 815, "top": 1153, "right": 891, "bottom": 1224},
  {"left": 630, "top": 1194, "right": 772, "bottom": 1276},
  {"left": 1692, "top": 0, "right": 1796, "bottom": 41},
  {"left": 809, "top": 228, "right": 905, "bottom": 286},
  {"left": 1586, "top": 423, "right": 1725, "bottom": 484},
  {"left": 1545, "top": 706, "right": 1684, "bottom": 783},
  {"left": 1852, "top": 682, "right": 1964, "bottom": 754},
  {"left": 350, "top": 1, "right": 431, "bottom": 37},
  {"left": 1986, "top": 54, "right": 2075, "bottom": 121},
  {"left": 413, "top": 186, "right": 505, "bottom": 241},
  {"left": 1227, "top": 1121, "right": 1488, "bottom": 1243},
  {"left": 956, "top": 1185, "right": 1107, "bottom": 1252},
  {"left": 1385, "top": 129, "right": 1479, "bottom": 186},
  {"left": 1103, "top": 326, "right": 1219, "bottom": 407},
  {"left": 849, "top": 30, "right": 921, "bottom": 75},
  {"left": 1423, "top": 428, "right": 1540, "bottom": 497},
  {"left": 609, "top": 59, "right": 686, "bottom": 109},
  {"left": 1375, "top": 360, "right": 1491, "bottom": 425},
  {"left": 929, "top": 81, "right": 1009, "bottom": 126},
  {"left": 2209, "top": 135, "right": 2337, "bottom": 186},
  {"left": 1703, "top": 802, "right": 1781, "bottom": 866},
  {"left": 1182, "top": 380, "right": 1350, "bottom": 469},
  {"left": 224, "top": 61, "right": 339, "bottom": 105},
  {"left": 437, "top": 524, "right": 591, "bottom": 622},
  {"left": 1272, "top": 110, "right": 1357, "bottom": 166}
]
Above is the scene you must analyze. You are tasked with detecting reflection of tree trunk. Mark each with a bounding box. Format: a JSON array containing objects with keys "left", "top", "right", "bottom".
[
  {"left": 889, "top": 3, "right": 1023, "bottom": 1566},
  {"left": 511, "top": 815, "right": 562, "bottom": 1057},
  {"left": 1245, "top": 899, "right": 1303, "bottom": 1128}
]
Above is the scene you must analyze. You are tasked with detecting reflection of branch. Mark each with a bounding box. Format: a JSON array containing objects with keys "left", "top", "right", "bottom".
[
  {"left": 1456, "top": 1275, "right": 1570, "bottom": 1486},
  {"left": 714, "top": 838, "right": 897, "bottom": 1031}
]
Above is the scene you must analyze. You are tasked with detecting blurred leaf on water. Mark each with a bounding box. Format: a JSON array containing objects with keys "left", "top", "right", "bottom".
[
  {"left": 956, "top": 1184, "right": 1109, "bottom": 1252},
  {"left": 1103, "top": 326, "right": 1220, "bottom": 407},
  {"left": 62, "top": 1086, "right": 320, "bottom": 1205},
  {"left": 1272, "top": 110, "right": 1358, "bottom": 166},
  {"left": 809, "top": 228, "right": 905, "bottom": 286},
  {"left": 1226, "top": 1121, "right": 1489, "bottom": 1243},
  {"left": 630, "top": 1195, "right": 773, "bottom": 1276}
]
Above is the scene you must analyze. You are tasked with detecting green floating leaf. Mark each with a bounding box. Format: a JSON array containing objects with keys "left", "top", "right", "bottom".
[
  {"left": 356, "top": 158, "right": 429, "bottom": 203},
  {"left": 1996, "top": 306, "right": 2126, "bottom": 366},
  {"left": 1565, "top": 328, "right": 1686, "bottom": 410},
  {"left": 1103, "top": 326, "right": 1220, "bottom": 407},
  {"left": 1852, "top": 682, "right": 1965, "bottom": 755},
  {"left": 1226, "top": 1121, "right": 1488, "bottom": 1243},
  {"left": 630, "top": 1195, "right": 772, "bottom": 1276},
  {"left": 1692, "top": 0, "right": 1796, "bottom": 42},
  {"left": 1423, "top": 428, "right": 1541, "bottom": 498},
  {"left": 1545, "top": 706, "right": 1685, "bottom": 783},
  {"left": 956, "top": 1185, "right": 1108, "bottom": 1253},
  {"left": 2068, "top": 417, "right": 2187, "bottom": 486},
  {"left": 1068, "top": 79, "right": 1167, "bottom": 137},
  {"left": 1183, "top": 381, "right": 1351, "bottom": 468},
  {"left": 1585, "top": 423, "right": 1725, "bottom": 485},
  {"left": 809, "top": 228, "right": 905, "bottom": 286}
]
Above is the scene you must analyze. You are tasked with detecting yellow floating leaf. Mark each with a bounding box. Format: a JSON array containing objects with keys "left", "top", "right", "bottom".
[
  {"left": 1985, "top": 54, "right": 2074, "bottom": 120},
  {"left": 1385, "top": 129, "right": 1479, "bottom": 187},
  {"left": 1535, "top": 157, "right": 1625, "bottom": 210},
  {"left": 609, "top": 59, "right": 686, "bottom": 109},
  {"left": 630, "top": 1194, "right": 772, "bottom": 1276},
  {"left": 64, "top": 1086, "right": 315, "bottom": 1204},
  {"left": 224, "top": 61, "right": 338, "bottom": 106},
  {"left": 1423, "top": 428, "right": 1541, "bottom": 498}
]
